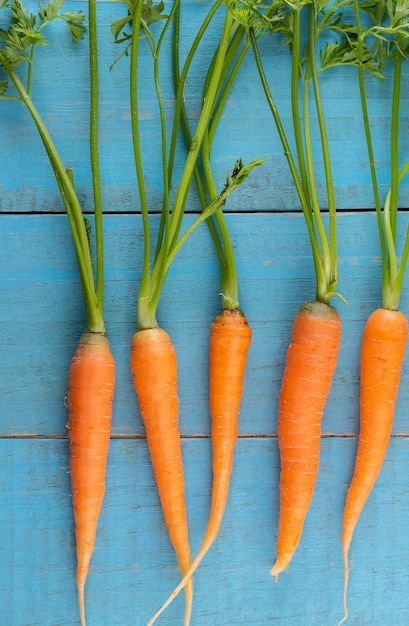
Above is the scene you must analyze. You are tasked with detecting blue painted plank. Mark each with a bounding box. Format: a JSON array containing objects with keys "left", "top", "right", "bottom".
[
  {"left": 2, "top": 2, "right": 409, "bottom": 213},
  {"left": 1, "top": 437, "right": 409, "bottom": 625},
  {"left": 2, "top": 211, "right": 409, "bottom": 436}
]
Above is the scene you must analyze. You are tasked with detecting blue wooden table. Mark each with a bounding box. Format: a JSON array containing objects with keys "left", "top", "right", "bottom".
[{"left": 2, "top": 2, "right": 409, "bottom": 625}]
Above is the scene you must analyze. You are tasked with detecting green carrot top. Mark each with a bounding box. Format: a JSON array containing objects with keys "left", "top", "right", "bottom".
[
  {"left": 111, "top": 0, "right": 265, "bottom": 330},
  {"left": 349, "top": 0, "right": 409, "bottom": 311},
  {"left": 0, "top": 0, "right": 108, "bottom": 334},
  {"left": 247, "top": 0, "right": 374, "bottom": 306}
]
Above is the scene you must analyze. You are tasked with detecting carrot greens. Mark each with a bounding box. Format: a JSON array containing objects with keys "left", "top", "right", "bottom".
[
  {"left": 0, "top": 0, "right": 107, "bottom": 334},
  {"left": 111, "top": 0, "right": 264, "bottom": 331},
  {"left": 0, "top": 3, "right": 117, "bottom": 624},
  {"left": 338, "top": 2, "right": 409, "bottom": 623},
  {"left": 249, "top": 0, "right": 362, "bottom": 306},
  {"left": 347, "top": 0, "right": 409, "bottom": 311},
  {"left": 172, "top": 1, "right": 283, "bottom": 313}
]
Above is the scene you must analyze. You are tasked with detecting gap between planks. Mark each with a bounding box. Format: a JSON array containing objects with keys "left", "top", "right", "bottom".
[{"left": 2, "top": 433, "right": 409, "bottom": 439}]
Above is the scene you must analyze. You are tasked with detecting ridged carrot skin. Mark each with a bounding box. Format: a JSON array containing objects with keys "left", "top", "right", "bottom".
[
  {"left": 146, "top": 309, "right": 252, "bottom": 626},
  {"left": 207, "top": 309, "right": 252, "bottom": 550},
  {"left": 67, "top": 331, "right": 115, "bottom": 626},
  {"left": 271, "top": 300, "right": 341, "bottom": 579},
  {"left": 130, "top": 328, "right": 193, "bottom": 626},
  {"left": 339, "top": 308, "right": 408, "bottom": 625}
]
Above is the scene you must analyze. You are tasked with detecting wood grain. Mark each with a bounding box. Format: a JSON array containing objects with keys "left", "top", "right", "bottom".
[
  {"left": 1, "top": 437, "right": 409, "bottom": 625},
  {"left": 2, "top": 213, "right": 409, "bottom": 437},
  {"left": 2, "top": 1, "right": 409, "bottom": 624}
]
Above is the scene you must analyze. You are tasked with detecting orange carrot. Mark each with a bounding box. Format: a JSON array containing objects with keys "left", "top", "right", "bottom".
[
  {"left": 146, "top": 309, "right": 252, "bottom": 625},
  {"left": 67, "top": 332, "right": 115, "bottom": 626},
  {"left": 130, "top": 327, "right": 193, "bottom": 626},
  {"left": 271, "top": 300, "right": 341, "bottom": 579},
  {"left": 339, "top": 308, "right": 408, "bottom": 624}
]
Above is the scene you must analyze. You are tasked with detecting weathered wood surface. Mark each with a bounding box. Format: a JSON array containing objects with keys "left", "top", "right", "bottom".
[
  {"left": 2, "top": 1, "right": 409, "bottom": 214},
  {"left": 2, "top": 1, "right": 409, "bottom": 625},
  {"left": 2, "top": 437, "right": 409, "bottom": 626},
  {"left": 2, "top": 212, "right": 409, "bottom": 438}
]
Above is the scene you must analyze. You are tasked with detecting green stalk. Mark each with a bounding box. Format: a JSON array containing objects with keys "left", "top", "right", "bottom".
[
  {"left": 130, "top": 0, "right": 153, "bottom": 329},
  {"left": 27, "top": 44, "right": 35, "bottom": 95},
  {"left": 302, "top": 64, "right": 331, "bottom": 293},
  {"left": 249, "top": 26, "right": 325, "bottom": 293},
  {"left": 149, "top": 1, "right": 179, "bottom": 261},
  {"left": 352, "top": 0, "right": 408, "bottom": 311},
  {"left": 151, "top": 39, "right": 171, "bottom": 262},
  {"left": 5, "top": 63, "right": 103, "bottom": 332},
  {"left": 135, "top": 0, "right": 225, "bottom": 329},
  {"left": 394, "top": 160, "right": 409, "bottom": 297},
  {"left": 201, "top": 129, "right": 239, "bottom": 310},
  {"left": 145, "top": 7, "right": 236, "bottom": 322},
  {"left": 308, "top": 3, "right": 338, "bottom": 298},
  {"left": 383, "top": 53, "right": 400, "bottom": 300},
  {"left": 171, "top": 0, "right": 227, "bottom": 273},
  {"left": 88, "top": 0, "right": 104, "bottom": 313},
  {"left": 388, "top": 48, "right": 402, "bottom": 245},
  {"left": 291, "top": 5, "right": 311, "bottom": 208},
  {"left": 194, "top": 25, "right": 251, "bottom": 310},
  {"left": 352, "top": 0, "right": 387, "bottom": 282},
  {"left": 161, "top": 159, "right": 265, "bottom": 274},
  {"left": 173, "top": 2, "right": 250, "bottom": 310},
  {"left": 206, "top": 26, "right": 248, "bottom": 148},
  {"left": 164, "top": 8, "right": 235, "bottom": 251},
  {"left": 167, "top": 0, "right": 225, "bottom": 187}
]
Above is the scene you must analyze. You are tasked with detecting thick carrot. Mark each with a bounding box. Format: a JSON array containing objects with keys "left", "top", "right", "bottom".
[
  {"left": 146, "top": 309, "right": 252, "bottom": 625},
  {"left": 271, "top": 300, "right": 341, "bottom": 579},
  {"left": 339, "top": 308, "right": 408, "bottom": 624},
  {"left": 130, "top": 327, "right": 193, "bottom": 626},
  {"left": 67, "top": 332, "right": 115, "bottom": 626}
]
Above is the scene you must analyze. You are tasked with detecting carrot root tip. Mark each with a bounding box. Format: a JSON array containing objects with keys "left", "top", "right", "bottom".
[{"left": 270, "top": 562, "right": 282, "bottom": 581}]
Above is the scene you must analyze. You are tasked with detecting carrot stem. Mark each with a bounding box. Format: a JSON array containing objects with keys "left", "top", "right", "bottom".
[
  {"left": 129, "top": 1, "right": 153, "bottom": 329},
  {"left": 307, "top": 4, "right": 338, "bottom": 295},
  {"left": 4, "top": 64, "right": 103, "bottom": 332},
  {"left": 249, "top": 25, "right": 328, "bottom": 302},
  {"left": 351, "top": 0, "right": 387, "bottom": 283},
  {"left": 88, "top": 0, "right": 104, "bottom": 312}
]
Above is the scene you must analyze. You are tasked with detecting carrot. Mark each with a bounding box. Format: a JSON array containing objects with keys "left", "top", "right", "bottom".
[
  {"left": 338, "top": 4, "right": 409, "bottom": 622},
  {"left": 130, "top": 327, "right": 193, "bottom": 626},
  {"left": 111, "top": 2, "right": 263, "bottom": 622},
  {"left": 270, "top": 300, "right": 341, "bottom": 578},
  {"left": 147, "top": 309, "right": 252, "bottom": 625},
  {"left": 68, "top": 332, "right": 115, "bottom": 626},
  {"left": 339, "top": 308, "right": 407, "bottom": 624},
  {"left": 0, "top": 3, "right": 114, "bottom": 623},
  {"left": 250, "top": 2, "right": 350, "bottom": 577}
]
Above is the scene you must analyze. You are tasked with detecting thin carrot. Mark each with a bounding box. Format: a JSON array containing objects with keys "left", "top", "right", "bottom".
[
  {"left": 250, "top": 1, "right": 350, "bottom": 577},
  {"left": 338, "top": 4, "right": 409, "bottom": 622},
  {"left": 111, "top": 2, "right": 263, "bottom": 623},
  {"left": 68, "top": 332, "right": 115, "bottom": 626},
  {"left": 147, "top": 309, "right": 252, "bottom": 625},
  {"left": 130, "top": 327, "right": 193, "bottom": 626},
  {"left": 0, "top": 2, "right": 113, "bottom": 623},
  {"left": 271, "top": 300, "right": 341, "bottom": 578},
  {"left": 339, "top": 308, "right": 407, "bottom": 624},
  {"left": 142, "top": 8, "right": 257, "bottom": 620}
]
